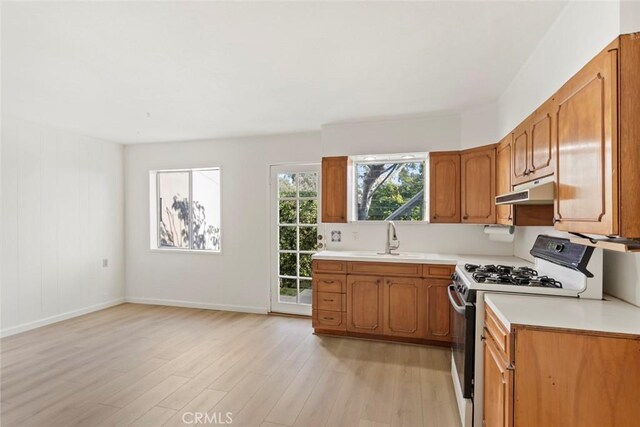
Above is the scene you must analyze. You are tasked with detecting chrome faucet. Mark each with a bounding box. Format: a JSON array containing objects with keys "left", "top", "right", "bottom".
[{"left": 379, "top": 221, "right": 400, "bottom": 255}]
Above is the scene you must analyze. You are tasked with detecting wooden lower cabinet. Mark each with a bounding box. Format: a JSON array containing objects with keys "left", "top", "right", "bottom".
[
  {"left": 312, "top": 272, "right": 347, "bottom": 331},
  {"left": 346, "top": 275, "right": 384, "bottom": 334},
  {"left": 383, "top": 277, "right": 424, "bottom": 338},
  {"left": 483, "top": 331, "right": 513, "bottom": 427},
  {"left": 313, "top": 261, "right": 453, "bottom": 345},
  {"left": 483, "top": 307, "right": 640, "bottom": 427},
  {"left": 424, "top": 278, "right": 452, "bottom": 342}
]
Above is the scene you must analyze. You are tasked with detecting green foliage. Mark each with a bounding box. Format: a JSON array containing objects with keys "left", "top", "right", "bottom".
[
  {"left": 277, "top": 179, "right": 318, "bottom": 300},
  {"left": 357, "top": 162, "right": 424, "bottom": 221}
]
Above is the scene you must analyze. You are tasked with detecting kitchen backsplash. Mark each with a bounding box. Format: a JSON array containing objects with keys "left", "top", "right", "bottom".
[{"left": 320, "top": 222, "right": 513, "bottom": 256}]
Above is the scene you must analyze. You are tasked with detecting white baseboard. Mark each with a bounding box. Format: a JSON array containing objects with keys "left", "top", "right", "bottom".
[
  {"left": 124, "top": 297, "right": 268, "bottom": 315},
  {"left": 1, "top": 298, "right": 125, "bottom": 338}
]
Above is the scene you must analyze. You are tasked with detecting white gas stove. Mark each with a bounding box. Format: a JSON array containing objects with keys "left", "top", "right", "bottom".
[{"left": 449, "top": 235, "right": 603, "bottom": 427}]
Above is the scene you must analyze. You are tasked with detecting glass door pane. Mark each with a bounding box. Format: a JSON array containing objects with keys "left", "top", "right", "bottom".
[{"left": 271, "top": 167, "right": 319, "bottom": 314}]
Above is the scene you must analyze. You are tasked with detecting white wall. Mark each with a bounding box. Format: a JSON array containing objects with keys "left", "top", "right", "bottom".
[
  {"left": 460, "top": 103, "right": 500, "bottom": 150},
  {"left": 1, "top": 116, "right": 125, "bottom": 336},
  {"left": 497, "top": 0, "right": 621, "bottom": 136},
  {"left": 321, "top": 113, "right": 462, "bottom": 156},
  {"left": 621, "top": 0, "right": 640, "bottom": 33},
  {"left": 124, "top": 132, "right": 322, "bottom": 313}
]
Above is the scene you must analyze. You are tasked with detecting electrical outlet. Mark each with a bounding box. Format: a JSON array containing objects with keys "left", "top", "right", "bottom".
[
  {"left": 352, "top": 232, "right": 359, "bottom": 241},
  {"left": 102, "top": 259, "right": 109, "bottom": 268}
]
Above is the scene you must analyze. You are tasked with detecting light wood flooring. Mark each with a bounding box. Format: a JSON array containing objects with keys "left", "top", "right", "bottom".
[{"left": 0, "top": 303, "right": 460, "bottom": 427}]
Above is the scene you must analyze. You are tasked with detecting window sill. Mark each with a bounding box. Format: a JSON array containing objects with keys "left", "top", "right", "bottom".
[{"left": 149, "top": 248, "right": 222, "bottom": 255}]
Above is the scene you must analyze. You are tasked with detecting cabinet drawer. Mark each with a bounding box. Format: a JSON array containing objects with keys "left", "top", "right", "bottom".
[
  {"left": 313, "top": 310, "right": 346, "bottom": 330},
  {"left": 485, "top": 305, "right": 512, "bottom": 361},
  {"left": 313, "top": 274, "right": 346, "bottom": 293},
  {"left": 347, "top": 261, "right": 422, "bottom": 277},
  {"left": 423, "top": 264, "right": 455, "bottom": 279},
  {"left": 316, "top": 292, "right": 344, "bottom": 312},
  {"left": 313, "top": 259, "right": 347, "bottom": 274}
]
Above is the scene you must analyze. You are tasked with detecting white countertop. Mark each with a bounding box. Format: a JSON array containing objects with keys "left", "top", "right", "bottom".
[
  {"left": 485, "top": 293, "right": 640, "bottom": 337},
  {"left": 312, "top": 250, "right": 533, "bottom": 268}
]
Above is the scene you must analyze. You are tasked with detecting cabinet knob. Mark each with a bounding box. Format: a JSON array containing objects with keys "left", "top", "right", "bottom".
[{"left": 463, "top": 215, "right": 469, "bottom": 220}]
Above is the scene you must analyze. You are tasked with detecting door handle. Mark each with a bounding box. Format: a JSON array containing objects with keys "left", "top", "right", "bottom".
[{"left": 447, "top": 285, "right": 466, "bottom": 315}]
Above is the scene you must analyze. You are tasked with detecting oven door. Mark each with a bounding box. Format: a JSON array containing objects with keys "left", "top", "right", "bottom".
[{"left": 448, "top": 284, "right": 476, "bottom": 399}]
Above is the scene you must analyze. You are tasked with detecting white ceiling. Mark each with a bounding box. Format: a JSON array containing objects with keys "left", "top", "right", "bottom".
[{"left": 2, "top": 1, "right": 567, "bottom": 144}]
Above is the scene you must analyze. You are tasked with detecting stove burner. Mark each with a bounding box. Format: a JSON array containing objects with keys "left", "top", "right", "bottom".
[
  {"left": 514, "top": 275, "right": 563, "bottom": 288},
  {"left": 512, "top": 266, "right": 538, "bottom": 276},
  {"left": 464, "top": 263, "right": 479, "bottom": 272},
  {"left": 468, "top": 264, "right": 562, "bottom": 288}
]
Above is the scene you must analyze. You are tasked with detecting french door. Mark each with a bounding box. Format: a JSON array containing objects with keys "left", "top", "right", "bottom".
[{"left": 270, "top": 164, "right": 321, "bottom": 316}]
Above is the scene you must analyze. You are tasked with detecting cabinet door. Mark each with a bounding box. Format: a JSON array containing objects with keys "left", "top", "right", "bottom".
[
  {"left": 383, "top": 277, "right": 425, "bottom": 338},
  {"left": 483, "top": 335, "right": 513, "bottom": 427},
  {"left": 461, "top": 145, "right": 496, "bottom": 224},
  {"left": 495, "top": 136, "right": 513, "bottom": 225},
  {"left": 528, "top": 98, "right": 555, "bottom": 180},
  {"left": 346, "top": 275, "right": 383, "bottom": 334},
  {"left": 321, "top": 156, "right": 348, "bottom": 223},
  {"left": 554, "top": 47, "right": 618, "bottom": 235},
  {"left": 512, "top": 119, "right": 530, "bottom": 185},
  {"left": 424, "top": 278, "right": 452, "bottom": 342},
  {"left": 429, "top": 152, "right": 461, "bottom": 223},
  {"left": 514, "top": 327, "right": 640, "bottom": 427}
]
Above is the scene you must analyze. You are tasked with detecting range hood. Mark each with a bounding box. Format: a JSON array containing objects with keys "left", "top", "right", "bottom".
[{"left": 495, "top": 176, "right": 554, "bottom": 205}]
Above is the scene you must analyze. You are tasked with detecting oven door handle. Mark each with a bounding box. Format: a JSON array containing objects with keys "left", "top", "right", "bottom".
[{"left": 447, "top": 285, "right": 467, "bottom": 315}]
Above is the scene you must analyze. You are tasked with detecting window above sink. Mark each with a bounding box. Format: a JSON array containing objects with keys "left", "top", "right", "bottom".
[{"left": 350, "top": 152, "right": 427, "bottom": 222}]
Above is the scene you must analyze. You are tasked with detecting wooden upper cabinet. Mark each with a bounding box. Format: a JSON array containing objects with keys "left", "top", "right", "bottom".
[
  {"left": 424, "top": 278, "right": 452, "bottom": 343},
  {"left": 512, "top": 102, "right": 555, "bottom": 186},
  {"left": 383, "top": 277, "right": 425, "bottom": 339},
  {"left": 428, "top": 152, "right": 461, "bottom": 223},
  {"left": 512, "top": 118, "right": 530, "bottom": 185},
  {"left": 461, "top": 145, "right": 496, "bottom": 224},
  {"left": 554, "top": 42, "right": 618, "bottom": 235},
  {"left": 321, "top": 156, "right": 348, "bottom": 223},
  {"left": 495, "top": 136, "right": 513, "bottom": 225},
  {"left": 528, "top": 98, "right": 555, "bottom": 180},
  {"left": 618, "top": 34, "right": 640, "bottom": 238},
  {"left": 346, "top": 275, "right": 384, "bottom": 335}
]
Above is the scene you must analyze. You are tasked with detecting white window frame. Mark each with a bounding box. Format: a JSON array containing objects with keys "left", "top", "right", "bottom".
[
  {"left": 149, "top": 167, "right": 222, "bottom": 254},
  {"left": 350, "top": 152, "right": 428, "bottom": 223}
]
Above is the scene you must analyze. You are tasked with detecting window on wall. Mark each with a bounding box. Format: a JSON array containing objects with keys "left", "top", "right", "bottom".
[
  {"left": 152, "top": 168, "right": 221, "bottom": 252},
  {"left": 352, "top": 153, "right": 426, "bottom": 221}
]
